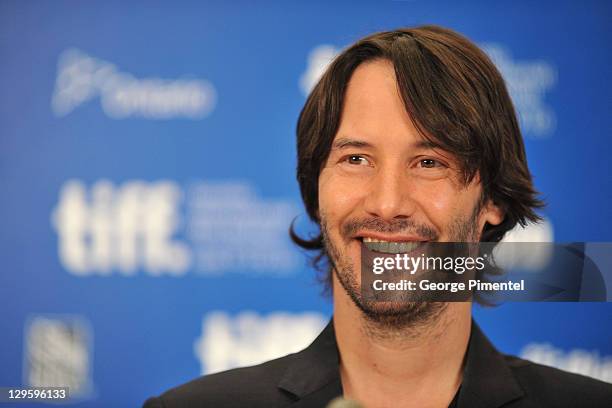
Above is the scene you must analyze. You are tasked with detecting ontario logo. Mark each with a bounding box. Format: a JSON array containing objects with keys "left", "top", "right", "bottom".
[{"left": 51, "top": 48, "right": 217, "bottom": 120}]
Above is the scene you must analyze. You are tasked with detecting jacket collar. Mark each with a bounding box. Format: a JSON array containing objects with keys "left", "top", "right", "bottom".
[
  {"left": 278, "top": 317, "right": 525, "bottom": 407},
  {"left": 457, "top": 322, "right": 524, "bottom": 407},
  {"left": 277, "top": 320, "right": 342, "bottom": 403}
]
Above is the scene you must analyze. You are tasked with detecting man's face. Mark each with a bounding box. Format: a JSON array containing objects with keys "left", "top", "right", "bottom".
[{"left": 318, "top": 59, "right": 503, "bottom": 327}]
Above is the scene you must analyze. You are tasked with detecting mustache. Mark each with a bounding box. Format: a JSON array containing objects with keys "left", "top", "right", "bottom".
[{"left": 341, "top": 217, "right": 438, "bottom": 241}]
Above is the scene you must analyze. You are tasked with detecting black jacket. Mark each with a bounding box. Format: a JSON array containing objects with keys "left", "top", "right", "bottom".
[{"left": 143, "top": 319, "right": 612, "bottom": 407}]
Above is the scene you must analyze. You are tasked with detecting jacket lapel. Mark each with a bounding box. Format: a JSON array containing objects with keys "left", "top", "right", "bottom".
[
  {"left": 457, "top": 322, "right": 525, "bottom": 407},
  {"left": 277, "top": 319, "right": 342, "bottom": 405}
]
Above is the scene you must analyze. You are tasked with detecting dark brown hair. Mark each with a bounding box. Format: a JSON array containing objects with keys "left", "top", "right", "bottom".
[{"left": 290, "top": 25, "right": 544, "bottom": 290}]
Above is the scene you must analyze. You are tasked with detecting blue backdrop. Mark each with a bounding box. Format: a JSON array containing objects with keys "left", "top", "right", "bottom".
[{"left": 1, "top": 1, "right": 610, "bottom": 407}]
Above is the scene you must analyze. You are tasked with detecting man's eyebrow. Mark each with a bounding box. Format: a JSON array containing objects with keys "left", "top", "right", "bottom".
[
  {"left": 331, "top": 137, "right": 373, "bottom": 150},
  {"left": 414, "top": 139, "right": 440, "bottom": 150},
  {"left": 332, "top": 137, "right": 441, "bottom": 150}
]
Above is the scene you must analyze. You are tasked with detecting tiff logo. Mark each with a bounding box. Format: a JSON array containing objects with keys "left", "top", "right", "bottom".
[
  {"left": 194, "top": 311, "right": 327, "bottom": 374},
  {"left": 51, "top": 179, "right": 191, "bottom": 276}
]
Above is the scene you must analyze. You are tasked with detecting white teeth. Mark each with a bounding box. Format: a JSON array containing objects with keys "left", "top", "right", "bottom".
[
  {"left": 362, "top": 237, "right": 419, "bottom": 244},
  {"left": 361, "top": 238, "right": 422, "bottom": 254}
]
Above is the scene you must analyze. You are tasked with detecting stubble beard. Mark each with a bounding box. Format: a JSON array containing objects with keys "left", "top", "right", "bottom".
[{"left": 321, "top": 206, "right": 481, "bottom": 338}]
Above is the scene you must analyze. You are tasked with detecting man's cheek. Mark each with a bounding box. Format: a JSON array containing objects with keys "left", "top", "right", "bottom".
[
  {"left": 320, "top": 178, "right": 361, "bottom": 216},
  {"left": 420, "top": 185, "right": 455, "bottom": 211},
  {"left": 419, "top": 187, "right": 469, "bottom": 228}
]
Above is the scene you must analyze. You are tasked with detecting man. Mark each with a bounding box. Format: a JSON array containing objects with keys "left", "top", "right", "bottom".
[{"left": 144, "top": 26, "right": 611, "bottom": 408}]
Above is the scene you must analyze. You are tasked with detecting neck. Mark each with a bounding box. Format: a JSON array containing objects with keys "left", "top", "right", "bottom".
[{"left": 333, "top": 275, "right": 472, "bottom": 408}]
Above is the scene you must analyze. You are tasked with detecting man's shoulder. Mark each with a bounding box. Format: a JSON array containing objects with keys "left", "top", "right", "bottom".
[
  {"left": 143, "top": 353, "right": 299, "bottom": 408},
  {"left": 502, "top": 354, "right": 612, "bottom": 406}
]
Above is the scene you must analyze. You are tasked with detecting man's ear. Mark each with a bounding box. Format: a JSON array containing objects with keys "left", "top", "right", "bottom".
[{"left": 481, "top": 199, "right": 505, "bottom": 226}]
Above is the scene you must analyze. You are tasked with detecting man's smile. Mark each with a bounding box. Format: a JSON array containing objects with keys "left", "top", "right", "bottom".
[
  {"left": 361, "top": 238, "right": 423, "bottom": 254},
  {"left": 354, "top": 234, "right": 430, "bottom": 254}
]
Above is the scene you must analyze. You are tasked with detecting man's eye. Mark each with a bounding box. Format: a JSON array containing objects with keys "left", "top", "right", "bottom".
[
  {"left": 345, "top": 155, "right": 370, "bottom": 165},
  {"left": 419, "top": 158, "right": 443, "bottom": 168}
]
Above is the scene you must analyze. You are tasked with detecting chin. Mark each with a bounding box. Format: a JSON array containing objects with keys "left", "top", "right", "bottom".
[{"left": 361, "top": 301, "right": 448, "bottom": 330}]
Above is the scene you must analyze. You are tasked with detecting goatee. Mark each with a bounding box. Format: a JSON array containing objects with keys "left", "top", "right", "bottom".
[{"left": 321, "top": 207, "right": 481, "bottom": 337}]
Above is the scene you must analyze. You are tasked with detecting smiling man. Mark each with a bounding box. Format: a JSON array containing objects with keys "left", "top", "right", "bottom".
[{"left": 143, "top": 26, "right": 611, "bottom": 408}]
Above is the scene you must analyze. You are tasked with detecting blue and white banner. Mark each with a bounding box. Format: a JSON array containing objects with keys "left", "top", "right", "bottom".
[{"left": 0, "top": 1, "right": 610, "bottom": 407}]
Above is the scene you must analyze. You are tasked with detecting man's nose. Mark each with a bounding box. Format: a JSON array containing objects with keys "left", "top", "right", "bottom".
[{"left": 363, "top": 165, "right": 416, "bottom": 221}]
